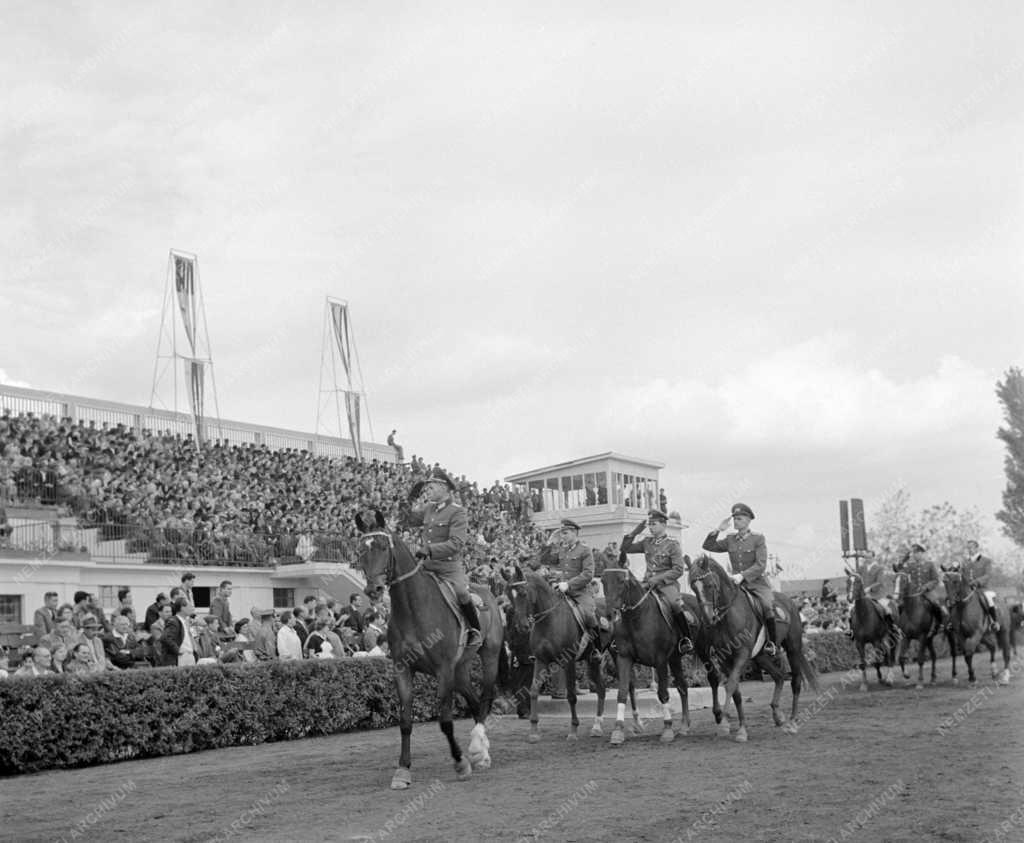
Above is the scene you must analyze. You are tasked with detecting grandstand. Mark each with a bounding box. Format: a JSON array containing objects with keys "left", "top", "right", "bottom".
[{"left": 0, "top": 384, "right": 542, "bottom": 626}]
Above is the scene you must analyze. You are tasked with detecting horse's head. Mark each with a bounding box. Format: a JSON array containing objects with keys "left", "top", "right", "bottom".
[
  {"left": 354, "top": 509, "right": 391, "bottom": 599},
  {"left": 506, "top": 566, "right": 549, "bottom": 633},
  {"left": 601, "top": 565, "right": 636, "bottom": 615},
  {"left": 845, "top": 566, "right": 863, "bottom": 602},
  {"left": 688, "top": 554, "right": 731, "bottom": 623},
  {"left": 943, "top": 568, "right": 967, "bottom": 603}
]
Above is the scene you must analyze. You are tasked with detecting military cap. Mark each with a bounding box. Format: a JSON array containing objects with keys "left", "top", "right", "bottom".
[
  {"left": 647, "top": 508, "right": 669, "bottom": 523},
  {"left": 560, "top": 519, "right": 581, "bottom": 531},
  {"left": 254, "top": 607, "right": 276, "bottom": 619},
  {"left": 731, "top": 503, "right": 755, "bottom": 519},
  {"left": 409, "top": 468, "right": 456, "bottom": 499},
  {"left": 910, "top": 543, "right": 926, "bottom": 553}
]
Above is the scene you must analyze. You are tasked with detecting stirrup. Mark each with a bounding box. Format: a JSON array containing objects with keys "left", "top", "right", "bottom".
[
  {"left": 763, "top": 640, "right": 778, "bottom": 656},
  {"left": 465, "top": 627, "right": 483, "bottom": 647},
  {"left": 678, "top": 637, "right": 694, "bottom": 655}
]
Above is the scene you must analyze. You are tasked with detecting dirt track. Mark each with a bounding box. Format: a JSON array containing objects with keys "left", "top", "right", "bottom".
[{"left": 3, "top": 657, "right": 1023, "bottom": 843}]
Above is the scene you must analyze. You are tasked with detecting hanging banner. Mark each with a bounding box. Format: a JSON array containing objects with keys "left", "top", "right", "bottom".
[
  {"left": 329, "top": 301, "right": 353, "bottom": 380},
  {"left": 344, "top": 390, "right": 362, "bottom": 460},
  {"left": 174, "top": 255, "right": 197, "bottom": 353},
  {"left": 187, "top": 360, "right": 205, "bottom": 444}
]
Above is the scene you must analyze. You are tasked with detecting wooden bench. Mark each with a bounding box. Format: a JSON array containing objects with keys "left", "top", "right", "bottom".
[{"left": 0, "top": 623, "right": 39, "bottom": 655}]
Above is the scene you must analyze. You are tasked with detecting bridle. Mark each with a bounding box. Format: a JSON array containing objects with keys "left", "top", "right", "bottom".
[
  {"left": 507, "top": 575, "right": 564, "bottom": 627},
  {"left": 602, "top": 567, "right": 652, "bottom": 614},
  {"left": 689, "top": 561, "right": 730, "bottom": 625},
  {"left": 358, "top": 531, "right": 422, "bottom": 586}
]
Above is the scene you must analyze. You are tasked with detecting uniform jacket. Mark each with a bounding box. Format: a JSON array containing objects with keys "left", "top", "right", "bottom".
[
  {"left": 959, "top": 553, "right": 994, "bottom": 588},
  {"left": 407, "top": 498, "right": 468, "bottom": 576},
  {"left": 537, "top": 540, "right": 594, "bottom": 597},
  {"left": 863, "top": 563, "right": 895, "bottom": 598},
  {"left": 896, "top": 558, "right": 940, "bottom": 594},
  {"left": 702, "top": 530, "right": 769, "bottom": 586},
  {"left": 621, "top": 534, "right": 686, "bottom": 588}
]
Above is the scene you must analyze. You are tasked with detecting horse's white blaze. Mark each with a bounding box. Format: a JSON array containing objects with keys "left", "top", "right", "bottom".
[
  {"left": 662, "top": 702, "right": 673, "bottom": 722},
  {"left": 616, "top": 702, "right": 626, "bottom": 722}
]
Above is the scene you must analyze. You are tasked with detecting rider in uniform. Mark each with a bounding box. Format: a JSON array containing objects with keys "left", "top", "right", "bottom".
[
  {"left": 848, "top": 553, "right": 899, "bottom": 636},
  {"left": 943, "top": 540, "right": 1000, "bottom": 631},
  {"left": 894, "top": 543, "right": 948, "bottom": 630},
  {"left": 531, "top": 519, "right": 600, "bottom": 641},
  {"left": 407, "top": 468, "right": 482, "bottom": 646},
  {"left": 702, "top": 503, "right": 779, "bottom": 656},
  {"left": 620, "top": 508, "right": 694, "bottom": 654}
]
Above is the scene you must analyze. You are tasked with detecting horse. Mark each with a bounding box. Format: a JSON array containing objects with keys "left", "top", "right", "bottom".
[
  {"left": 601, "top": 565, "right": 723, "bottom": 744},
  {"left": 892, "top": 588, "right": 942, "bottom": 690},
  {"left": 844, "top": 567, "right": 898, "bottom": 691},
  {"left": 354, "top": 511, "right": 506, "bottom": 790},
  {"left": 688, "top": 554, "right": 817, "bottom": 742},
  {"left": 507, "top": 564, "right": 607, "bottom": 743},
  {"left": 943, "top": 571, "right": 1011, "bottom": 686}
]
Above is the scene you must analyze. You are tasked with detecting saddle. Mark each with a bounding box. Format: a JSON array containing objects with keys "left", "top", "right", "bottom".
[
  {"left": 428, "top": 573, "right": 487, "bottom": 653},
  {"left": 738, "top": 587, "right": 789, "bottom": 626}
]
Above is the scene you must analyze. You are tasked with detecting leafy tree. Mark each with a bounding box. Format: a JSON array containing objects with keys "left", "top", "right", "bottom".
[
  {"left": 996, "top": 367, "right": 1024, "bottom": 548},
  {"left": 868, "top": 488, "right": 983, "bottom": 570}
]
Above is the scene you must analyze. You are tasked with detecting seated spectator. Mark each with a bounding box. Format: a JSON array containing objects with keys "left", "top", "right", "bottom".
[
  {"left": 0, "top": 647, "right": 9, "bottom": 679},
  {"left": 276, "top": 610, "right": 302, "bottom": 660},
  {"left": 49, "top": 643, "right": 69, "bottom": 674},
  {"left": 15, "top": 646, "right": 52, "bottom": 678},
  {"left": 66, "top": 643, "right": 97, "bottom": 675},
  {"left": 34, "top": 591, "right": 60, "bottom": 639},
  {"left": 42, "top": 613, "right": 82, "bottom": 653},
  {"left": 194, "top": 616, "right": 222, "bottom": 662},
  {"left": 144, "top": 593, "right": 170, "bottom": 631},
  {"left": 80, "top": 616, "right": 111, "bottom": 671},
  {"left": 303, "top": 619, "right": 335, "bottom": 659},
  {"left": 104, "top": 614, "right": 147, "bottom": 669},
  {"left": 362, "top": 611, "right": 386, "bottom": 655}
]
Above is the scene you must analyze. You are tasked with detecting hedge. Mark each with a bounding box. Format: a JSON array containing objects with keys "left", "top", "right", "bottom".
[{"left": 0, "top": 632, "right": 953, "bottom": 775}]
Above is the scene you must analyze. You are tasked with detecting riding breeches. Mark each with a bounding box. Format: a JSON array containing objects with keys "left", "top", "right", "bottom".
[
  {"left": 742, "top": 581, "right": 775, "bottom": 617},
  {"left": 653, "top": 581, "right": 685, "bottom": 608},
  {"left": 432, "top": 569, "right": 472, "bottom": 604}
]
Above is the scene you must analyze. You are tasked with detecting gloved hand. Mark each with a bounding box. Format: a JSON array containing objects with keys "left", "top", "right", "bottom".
[
  {"left": 413, "top": 545, "right": 430, "bottom": 560},
  {"left": 643, "top": 579, "right": 656, "bottom": 592},
  {"left": 557, "top": 581, "right": 570, "bottom": 593},
  {"left": 630, "top": 522, "right": 647, "bottom": 536},
  {"left": 731, "top": 573, "right": 744, "bottom": 584}
]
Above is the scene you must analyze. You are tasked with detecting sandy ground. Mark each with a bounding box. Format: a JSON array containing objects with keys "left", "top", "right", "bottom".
[{"left": 3, "top": 656, "right": 1023, "bottom": 843}]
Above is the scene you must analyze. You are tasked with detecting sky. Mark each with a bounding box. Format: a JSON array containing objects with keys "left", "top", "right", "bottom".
[{"left": 2, "top": 2, "right": 1022, "bottom": 577}]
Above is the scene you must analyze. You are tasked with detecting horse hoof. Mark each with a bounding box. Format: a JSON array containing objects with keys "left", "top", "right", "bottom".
[
  {"left": 472, "top": 754, "right": 491, "bottom": 771},
  {"left": 455, "top": 758, "right": 472, "bottom": 781},
  {"left": 390, "top": 769, "right": 412, "bottom": 790},
  {"left": 660, "top": 728, "right": 675, "bottom": 744},
  {"left": 781, "top": 721, "right": 798, "bottom": 734},
  {"left": 734, "top": 728, "right": 748, "bottom": 743},
  {"left": 717, "top": 722, "right": 731, "bottom": 737},
  {"left": 590, "top": 724, "right": 603, "bottom": 738},
  {"left": 678, "top": 725, "right": 689, "bottom": 737},
  {"left": 627, "top": 721, "right": 644, "bottom": 736},
  {"left": 527, "top": 732, "right": 540, "bottom": 744},
  {"left": 610, "top": 729, "right": 625, "bottom": 746},
  {"left": 566, "top": 733, "right": 578, "bottom": 742},
  {"left": 859, "top": 683, "right": 868, "bottom": 693},
  {"left": 915, "top": 683, "right": 924, "bottom": 691},
  {"left": 998, "top": 672, "right": 1010, "bottom": 686}
]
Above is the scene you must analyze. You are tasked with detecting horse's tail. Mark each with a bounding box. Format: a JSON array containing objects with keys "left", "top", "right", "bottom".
[
  {"left": 790, "top": 645, "right": 820, "bottom": 693},
  {"left": 496, "top": 637, "right": 511, "bottom": 692}
]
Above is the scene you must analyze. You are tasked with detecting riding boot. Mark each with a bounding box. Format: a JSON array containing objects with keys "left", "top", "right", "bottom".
[
  {"left": 459, "top": 601, "right": 483, "bottom": 647},
  {"left": 670, "top": 606, "right": 694, "bottom": 654},
  {"left": 763, "top": 616, "right": 779, "bottom": 656},
  {"left": 988, "top": 607, "right": 1001, "bottom": 632}
]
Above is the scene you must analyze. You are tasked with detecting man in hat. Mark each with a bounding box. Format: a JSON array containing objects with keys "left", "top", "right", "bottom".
[
  {"left": 942, "top": 540, "right": 999, "bottom": 631},
  {"left": 531, "top": 519, "right": 601, "bottom": 641},
  {"left": 853, "top": 552, "right": 899, "bottom": 636},
  {"left": 251, "top": 608, "right": 278, "bottom": 661},
  {"left": 894, "top": 544, "right": 948, "bottom": 629},
  {"left": 702, "top": 503, "right": 780, "bottom": 656},
  {"left": 621, "top": 509, "right": 694, "bottom": 653},
  {"left": 407, "top": 469, "right": 482, "bottom": 646}
]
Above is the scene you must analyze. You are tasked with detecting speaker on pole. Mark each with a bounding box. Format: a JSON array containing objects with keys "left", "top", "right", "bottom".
[
  {"left": 851, "top": 498, "right": 867, "bottom": 552},
  {"left": 839, "top": 500, "right": 851, "bottom": 555}
]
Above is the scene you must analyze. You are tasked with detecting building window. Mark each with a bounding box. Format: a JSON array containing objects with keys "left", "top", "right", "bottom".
[
  {"left": 98, "top": 585, "right": 130, "bottom": 608},
  {"left": 192, "top": 586, "right": 211, "bottom": 609},
  {"left": 612, "top": 472, "right": 622, "bottom": 505},
  {"left": 273, "top": 588, "right": 295, "bottom": 609},
  {"left": 528, "top": 480, "right": 544, "bottom": 511},
  {"left": 0, "top": 594, "right": 22, "bottom": 624}
]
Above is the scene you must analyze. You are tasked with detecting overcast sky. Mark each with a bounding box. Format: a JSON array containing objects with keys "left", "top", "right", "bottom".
[{"left": 2, "top": 2, "right": 1022, "bottom": 576}]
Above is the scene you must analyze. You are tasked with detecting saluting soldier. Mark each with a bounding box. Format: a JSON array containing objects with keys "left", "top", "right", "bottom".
[
  {"left": 407, "top": 469, "right": 482, "bottom": 646},
  {"left": 530, "top": 519, "right": 600, "bottom": 641},
  {"left": 894, "top": 543, "right": 948, "bottom": 629},
  {"left": 945, "top": 539, "right": 1000, "bottom": 631},
  {"left": 849, "top": 553, "right": 899, "bottom": 636},
  {"left": 621, "top": 508, "right": 694, "bottom": 654},
  {"left": 702, "top": 503, "right": 779, "bottom": 656}
]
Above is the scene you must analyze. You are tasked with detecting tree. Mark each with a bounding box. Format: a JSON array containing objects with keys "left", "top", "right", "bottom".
[
  {"left": 867, "top": 488, "right": 984, "bottom": 570},
  {"left": 996, "top": 367, "right": 1024, "bottom": 548}
]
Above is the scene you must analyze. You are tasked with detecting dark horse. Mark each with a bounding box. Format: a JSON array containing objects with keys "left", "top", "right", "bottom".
[
  {"left": 944, "top": 570, "right": 1011, "bottom": 686},
  {"left": 354, "top": 511, "right": 506, "bottom": 789},
  {"left": 688, "top": 554, "right": 816, "bottom": 741},
  {"left": 601, "top": 565, "right": 723, "bottom": 744},
  {"left": 508, "top": 565, "right": 607, "bottom": 742},
  {"left": 844, "top": 567, "right": 898, "bottom": 691},
  {"left": 892, "top": 586, "right": 942, "bottom": 689}
]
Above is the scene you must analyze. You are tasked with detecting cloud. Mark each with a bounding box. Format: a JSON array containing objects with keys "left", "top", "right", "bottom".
[{"left": 0, "top": 369, "right": 33, "bottom": 389}]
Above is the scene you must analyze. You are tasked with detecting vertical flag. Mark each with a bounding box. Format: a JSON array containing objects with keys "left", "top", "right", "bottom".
[
  {"left": 174, "top": 255, "right": 197, "bottom": 353},
  {"left": 187, "top": 361, "right": 205, "bottom": 444},
  {"left": 329, "top": 301, "right": 353, "bottom": 380},
  {"left": 344, "top": 390, "right": 362, "bottom": 460}
]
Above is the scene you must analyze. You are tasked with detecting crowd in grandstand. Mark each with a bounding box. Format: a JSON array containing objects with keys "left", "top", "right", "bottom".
[
  {"left": 0, "top": 410, "right": 545, "bottom": 569},
  {"left": 1, "top": 580, "right": 403, "bottom": 677}
]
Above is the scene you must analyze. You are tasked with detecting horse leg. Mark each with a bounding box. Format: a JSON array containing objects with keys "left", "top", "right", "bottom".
[
  {"left": 707, "top": 663, "right": 727, "bottom": 735},
  {"left": 611, "top": 653, "right": 634, "bottom": 745},
  {"left": 732, "top": 686, "right": 747, "bottom": 743},
  {"left": 655, "top": 663, "right": 674, "bottom": 743},
  {"left": 755, "top": 652, "right": 787, "bottom": 728},
  {"left": 437, "top": 672, "right": 471, "bottom": 782},
  {"left": 949, "top": 629, "right": 959, "bottom": 685},
  {"left": 528, "top": 659, "right": 546, "bottom": 744},
  {"left": 857, "top": 640, "right": 869, "bottom": 692},
  {"left": 565, "top": 661, "right": 580, "bottom": 741},
  {"left": 927, "top": 636, "right": 937, "bottom": 685},
  {"left": 454, "top": 662, "right": 490, "bottom": 771},
  {"left": 628, "top": 672, "right": 643, "bottom": 735},
  {"left": 723, "top": 654, "right": 749, "bottom": 742},
  {"left": 587, "top": 654, "right": 605, "bottom": 737},
  {"left": 390, "top": 665, "right": 415, "bottom": 790},
  {"left": 669, "top": 654, "right": 689, "bottom": 736}
]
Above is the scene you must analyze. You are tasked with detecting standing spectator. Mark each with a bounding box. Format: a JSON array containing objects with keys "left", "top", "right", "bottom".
[
  {"left": 15, "top": 646, "right": 52, "bottom": 677},
  {"left": 276, "top": 610, "right": 302, "bottom": 660},
  {"left": 341, "top": 593, "right": 365, "bottom": 634},
  {"left": 821, "top": 580, "right": 838, "bottom": 604},
  {"left": 116, "top": 589, "right": 136, "bottom": 629},
  {"left": 0, "top": 647, "right": 9, "bottom": 679},
  {"left": 162, "top": 598, "right": 197, "bottom": 667},
  {"left": 303, "top": 619, "right": 334, "bottom": 659},
  {"left": 387, "top": 430, "right": 404, "bottom": 463},
  {"left": 210, "top": 581, "right": 234, "bottom": 638},
  {"left": 33, "top": 592, "right": 59, "bottom": 639},
  {"left": 251, "top": 608, "right": 278, "bottom": 661},
  {"left": 80, "top": 616, "right": 111, "bottom": 671},
  {"left": 144, "top": 593, "right": 169, "bottom": 631},
  {"left": 180, "top": 573, "right": 196, "bottom": 605},
  {"left": 194, "top": 616, "right": 222, "bottom": 662},
  {"left": 292, "top": 606, "right": 310, "bottom": 646},
  {"left": 72, "top": 591, "right": 92, "bottom": 628},
  {"left": 104, "top": 614, "right": 146, "bottom": 669}
]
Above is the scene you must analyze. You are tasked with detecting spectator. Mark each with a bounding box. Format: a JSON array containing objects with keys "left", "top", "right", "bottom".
[
  {"left": 72, "top": 591, "right": 92, "bottom": 628},
  {"left": 210, "top": 580, "right": 234, "bottom": 639},
  {"left": 362, "top": 611, "right": 386, "bottom": 654},
  {"left": 66, "top": 643, "right": 96, "bottom": 675},
  {"left": 251, "top": 608, "right": 278, "bottom": 661},
  {"left": 292, "top": 606, "right": 310, "bottom": 646},
  {"left": 80, "top": 616, "right": 111, "bottom": 671},
  {"left": 116, "top": 588, "right": 136, "bottom": 629},
  {"left": 144, "top": 593, "right": 170, "bottom": 631},
  {"left": 194, "top": 616, "right": 221, "bottom": 662},
  {"left": 42, "top": 612, "right": 82, "bottom": 653},
  {"left": 181, "top": 572, "right": 196, "bottom": 605},
  {"left": 15, "top": 646, "right": 52, "bottom": 678},
  {"left": 341, "top": 593, "right": 365, "bottom": 634},
  {"left": 104, "top": 614, "right": 147, "bottom": 669},
  {"left": 33, "top": 591, "right": 59, "bottom": 639},
  {"left": 276, "top": 610, "right": 302, "bottom": 660},
  {"left": 49, "top": 643, "right": 69, "bottom": 674},
  {"left": 303, "top": 619, "right": 335, "bottom": 659},
  {"left": 0, "top": 647, "right": 9, "bottom": 679},
  {"left": 387, "top": 430, "right": 404, "bottom": 463},
  {"left": 161, "top": 598, "right": 197, "bottom": 667}
]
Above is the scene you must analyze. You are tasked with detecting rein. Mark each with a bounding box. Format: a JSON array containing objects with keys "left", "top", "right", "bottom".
[
  {"left": 360, "top": 531, "right": 423, "bottom": 586},
  {"left": 690, "top": 564, "right": 734, "bottom": 625},
  {"left": 603, "top": 567, "right": 653, "bottom": 613},
  {"left": 508, "top": 576, "right": 568, "bottom": 626}
]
